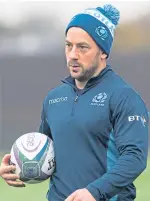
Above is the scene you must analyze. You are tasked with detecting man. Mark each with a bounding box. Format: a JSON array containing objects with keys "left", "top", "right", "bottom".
[{"left": 0, "top": 4, "right": 149, "bottom": 201}]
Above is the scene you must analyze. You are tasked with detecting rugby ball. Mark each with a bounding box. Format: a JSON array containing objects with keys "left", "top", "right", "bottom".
[{"left": 10, "top": 132, "right": 55, "bottom": 184}]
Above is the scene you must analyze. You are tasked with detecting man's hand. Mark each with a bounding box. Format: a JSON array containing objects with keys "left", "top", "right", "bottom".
[
  {"left": 0, "top": 154, "right": 25, "bottom": 187},
  {"left": 65, "top": 188, "right": 96, "bottom": 201}
]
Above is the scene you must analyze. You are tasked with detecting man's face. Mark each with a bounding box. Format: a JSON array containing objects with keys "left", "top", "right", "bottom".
[{"left": 65, "top": 27, "right": 105, "bottom": 82}]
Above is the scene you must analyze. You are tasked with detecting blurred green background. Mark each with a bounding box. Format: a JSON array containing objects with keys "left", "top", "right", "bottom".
[{"left": 0, "top": 155, "right": 150, "bottom": 201}]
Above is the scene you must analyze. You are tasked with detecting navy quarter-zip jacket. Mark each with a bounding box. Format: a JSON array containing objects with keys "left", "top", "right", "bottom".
[{"left": 39, "top": 65, "right": 149, "bottom": 201}]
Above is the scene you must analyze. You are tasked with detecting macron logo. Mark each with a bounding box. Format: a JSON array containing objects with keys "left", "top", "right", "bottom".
[{"left": 49, "top": 97, "right": 68, "bottom": 104}]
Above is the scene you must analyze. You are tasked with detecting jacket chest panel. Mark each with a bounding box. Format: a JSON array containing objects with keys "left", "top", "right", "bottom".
[{"left": 47, "top": 93, "right": 111, "bottom": 138}]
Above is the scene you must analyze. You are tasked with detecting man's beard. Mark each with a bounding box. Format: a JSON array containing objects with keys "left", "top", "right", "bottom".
[
  {"left": 73, "top": 64, "right": 98, "bottom": 82},
  {"left": 67, "top": 51, "right": 100, "bottom": 82}
]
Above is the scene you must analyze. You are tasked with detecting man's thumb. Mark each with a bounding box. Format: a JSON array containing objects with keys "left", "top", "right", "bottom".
[{"left": 1, "top": 154, "right": 11, "bottom": 165}]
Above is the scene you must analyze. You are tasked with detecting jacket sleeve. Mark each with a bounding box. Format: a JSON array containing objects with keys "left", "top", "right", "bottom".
[
  {"left": 39, "top": 97, "right": 52, "bottom": 139},
  {"left": 86, "top": 89, "right": 149, "bottom": 200}
]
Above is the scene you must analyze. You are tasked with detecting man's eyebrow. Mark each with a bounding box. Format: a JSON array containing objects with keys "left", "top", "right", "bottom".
[
  {"left": 65, "top": 40, "right": 90, "bottom": 46},
  {"left": 77, "top": 42, "right": 89, "bottom": 46},
  {"left": 65, "top": 40, "right": 72, "bottom": 44}
]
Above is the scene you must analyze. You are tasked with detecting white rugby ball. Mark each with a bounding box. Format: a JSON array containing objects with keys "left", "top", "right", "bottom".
[{"left": 10, "top": 132, "right": 55, "bottom": 184}]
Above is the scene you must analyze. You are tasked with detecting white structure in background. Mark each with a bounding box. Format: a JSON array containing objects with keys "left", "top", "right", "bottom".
[
  {"left": 0, "top": 1, "right": 149, "bottom": 56},
  {"left": 0, "top": 1, "right": 149, "bottom": 26}
]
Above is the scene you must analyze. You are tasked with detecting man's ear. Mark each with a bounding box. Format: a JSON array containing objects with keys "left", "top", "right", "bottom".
[{"left": 101, "top": 52, "right": 107, "bottom": 59}]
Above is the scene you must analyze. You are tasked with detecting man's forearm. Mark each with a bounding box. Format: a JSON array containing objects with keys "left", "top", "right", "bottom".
[{"left": 86, "top": 147, "right": 147, "bottom": 200}]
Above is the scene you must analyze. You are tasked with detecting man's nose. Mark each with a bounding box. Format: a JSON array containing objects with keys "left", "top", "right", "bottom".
[{"left": 69, "top": 47, "right": 79, "bottom": 60}]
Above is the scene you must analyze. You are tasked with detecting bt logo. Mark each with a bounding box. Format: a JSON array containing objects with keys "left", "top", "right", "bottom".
[{"left": 128, "top": 115, "right": 146, "bottom": 127}]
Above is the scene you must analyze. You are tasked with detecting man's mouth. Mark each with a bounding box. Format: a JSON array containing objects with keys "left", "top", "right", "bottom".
[
  {"left": 70, "top": 65, "right": 80, "bottom": 67},
  {"left": 70, "top": 65, "right": 80, "bottom": 72}
]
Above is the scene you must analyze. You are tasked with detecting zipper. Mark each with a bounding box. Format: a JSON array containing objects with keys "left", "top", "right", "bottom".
[
  {"left": 70, "top": 84, "right": 98, "bottom": 116},
  {"left": 71, "top": 94, "right": 79, "bottom": 116}
]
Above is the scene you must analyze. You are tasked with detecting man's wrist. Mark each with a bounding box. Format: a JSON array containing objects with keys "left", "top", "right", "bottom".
[{"left": 86, "top": 185, "right": 106, "bottom": 201}]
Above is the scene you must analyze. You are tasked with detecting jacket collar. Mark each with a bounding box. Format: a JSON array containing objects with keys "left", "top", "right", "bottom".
[{"left": 62, "top": 65, "right": 112, "bottom": 90}]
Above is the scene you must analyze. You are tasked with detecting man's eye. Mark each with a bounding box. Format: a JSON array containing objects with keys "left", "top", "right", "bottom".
[
  {"left": 66, "top": 43, "right": 71, "bottom": 47},
  {"left": 80, "top": 46, "right": 88, "bottom": 49}
]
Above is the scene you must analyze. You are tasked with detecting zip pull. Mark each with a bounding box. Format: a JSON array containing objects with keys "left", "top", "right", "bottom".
[
  {"left": 74, "top": 95, "right": 79, "bottom": 102},
  {"left": 71, "top": 95, "right": 79, "bottom": 116}
]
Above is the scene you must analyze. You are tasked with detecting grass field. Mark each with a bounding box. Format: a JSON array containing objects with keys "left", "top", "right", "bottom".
[{"left": 0, "top": 156, "right": 150, "bottom": 201}]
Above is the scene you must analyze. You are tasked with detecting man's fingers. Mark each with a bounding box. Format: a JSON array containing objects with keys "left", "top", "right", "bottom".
[
  {"left": 2, "top": 173, "right": 20, "bottom": 180},
  {"left": 6, "top": 180, "right": 26, "bottom": 187},
  {"left": 0, "top": 165, "right": 16, "bottom": 176},
  {"left": 0, "top": 154, "right": 25, "bottom": 188},
  {"left": 65, "top": 192, "right": 76, "bottom": 201},
  {"left": 2, "top": 165, "right": 16, "bottom": 173},
  {"left": 1, "top": 154, "right": 11, "bottom": 165}
]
